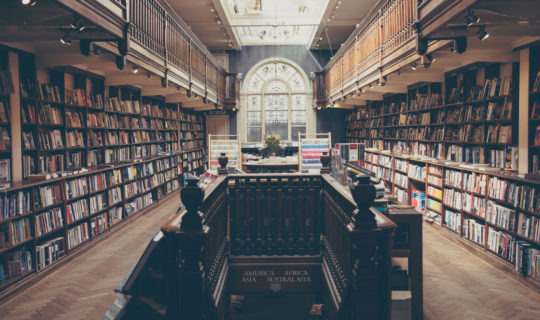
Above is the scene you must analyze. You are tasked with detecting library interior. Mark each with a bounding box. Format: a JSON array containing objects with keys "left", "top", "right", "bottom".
[{"left": 0, "top": 0, "right": 540, "bottom": 319}]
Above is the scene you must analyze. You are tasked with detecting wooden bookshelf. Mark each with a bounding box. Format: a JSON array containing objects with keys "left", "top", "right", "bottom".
[
  {"left": 346, "top": 62, "right": 520, "bottom": 171},
  {"left": 0, "top": 52, "right": 209, "bottom": 291},
  {"left": 364, "top": 148, "right": 540, "bottom": 282}
]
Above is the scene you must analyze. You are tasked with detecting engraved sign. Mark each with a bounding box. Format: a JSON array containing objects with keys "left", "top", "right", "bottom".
[{"left": 229, "top": 265, "right": 321, "bottom": 293}]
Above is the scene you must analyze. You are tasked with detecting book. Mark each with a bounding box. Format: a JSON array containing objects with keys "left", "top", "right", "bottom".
[
  {"left": 533, "top": 71, "right": 540, "bottom": 93},
  {"left": 0, "top": 100, "right": 9, "bottom": 122}
]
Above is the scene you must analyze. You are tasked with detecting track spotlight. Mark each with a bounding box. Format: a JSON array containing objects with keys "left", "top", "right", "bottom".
[
  {"left": 464, "top": 10, "right": 480, "bottom": 27},
  {"left": 70, "top": 19, "right": 86, "bottom": 32},
  {"left": 60, "top": 33, "right": 72, "bottom": 45},
  {"left": 132, "top": 66, "right": 139, "bottom": 74},
  {"left": 22, "top": 0, "right": 37, "bottom": 6},
  {"left": 411, "top": 63, "right": 417, "bottom": 71},
  {"left": 378, "top": 76, "right": 386, "bottom": 86},
  {"left": 477, "top": 26, "right": 489, "bottom": 41},
  {"left": 147, "top": 72, "right": 152, "bottom": 79}
]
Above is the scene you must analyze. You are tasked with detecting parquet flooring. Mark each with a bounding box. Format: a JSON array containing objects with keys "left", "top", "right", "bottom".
[
  {"left": 423, "top": 223, "right": 540, "bottom": 320},
  {"left": 1, "top": 196, "right": 540, "bottom": 320},
  {"left": 0, "top": 194, "right": 181, "bottom": 320}
]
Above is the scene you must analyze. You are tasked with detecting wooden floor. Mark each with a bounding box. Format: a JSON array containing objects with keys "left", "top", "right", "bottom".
[
  {"left": 0, "top": 194, "right": 180, "bottom": 320},
  {"left": 1, "top": 196, "right": 540, "bottom": 319}
]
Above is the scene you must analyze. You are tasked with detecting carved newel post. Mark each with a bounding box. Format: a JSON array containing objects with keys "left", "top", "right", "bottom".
[
  {"left": 349, "top": 174, "right": 377, "bottom": 229},
  {"left": 218, "top": 152, "right": 229, "bottom": 176},
  {"left": 347, "top": 174, "right": 393, "bottom": 320},
  {"left": 177, "top": 176, "right": 206, "bottom": 319},
  {"left": 180, "top": 177, "right": 204, "bottom": 231},
  {"left": 320, "top": 151, "right": 331, "bottom": 174}
]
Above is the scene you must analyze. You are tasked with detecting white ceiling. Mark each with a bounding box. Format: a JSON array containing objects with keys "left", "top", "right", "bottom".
[
  {"left": 220, "top": 0, "right": 329, "bottom": 46},
  {"left": 168, "top": 0, "right": 379, "bottom": 51}
]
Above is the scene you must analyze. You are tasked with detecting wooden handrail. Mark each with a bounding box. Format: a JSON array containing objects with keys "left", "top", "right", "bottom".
[
  {"left": 322, "top": 0, "right": 419, "bottom": 101},
  {"left": 157, "top": 172, "right": 395, "bottom": 319}
]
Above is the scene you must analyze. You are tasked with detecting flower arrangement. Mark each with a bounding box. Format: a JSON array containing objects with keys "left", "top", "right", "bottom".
[{"left": 264, "top": 131, "right": 281, "bottom": 155}]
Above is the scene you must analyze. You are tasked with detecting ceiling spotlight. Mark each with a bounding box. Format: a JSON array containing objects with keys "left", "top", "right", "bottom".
[
  {"left": 22, "top": 0, "right": 37, "bottom": 6},
  {"left": 361, "top": 87, "right": 366, "bottom": 93},
  {"left": 147, "top": 72, "right": 152, "bottom": 79},
  {"left": 411, "top": 63, "right": 417, "bottom": 71},
  {"left": 210, "top": 8, "right": 215, "bottom": 13},
  {"left": 70, "top": 19, "right": 86, "bottom": 32},
  {"left": 132, "top": 66, "right": 139, "bottom": 74},
  {"left": 338, "top": 0, "right": 342, "bottom": 4},
  {"left": 217, "top": 20, "right": 222, "bottom": 25},
  {"left": 396, "top": 70, "right": 401, "bottom": 76},
  {"left": 356, "top": 24, "right": 360, "bottom": 28},
  {"left": 378, "top": 76, "right": 386, "bottom": 86},
  {"left": 477, "top": 26, "right": 489, "bottom": 41},
  {"left": 60, "top": 34, "right": 72, "bottom": 45},
  {"left": 464, "top": 10, "right": 480, "bottom": 27}
]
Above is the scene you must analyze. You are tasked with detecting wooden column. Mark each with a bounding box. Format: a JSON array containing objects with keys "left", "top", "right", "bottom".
[
  {"left": 519, "top": 48, "right": 529, "bottom": 174},
  {"left": 8, "top": 52, "right": 22, "bottom": 182}
]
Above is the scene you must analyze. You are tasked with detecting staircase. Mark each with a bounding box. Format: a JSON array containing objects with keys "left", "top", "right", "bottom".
[{"left": 103, "top": 173, "right": 396, "bottom": 320}]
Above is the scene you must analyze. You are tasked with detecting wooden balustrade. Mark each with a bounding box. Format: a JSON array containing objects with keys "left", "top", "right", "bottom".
[
  {"left": 323, "top": 0, "right": 419, "bottom": 102},
  {"left": 153, "top": 171, "right": 396, "bottom": 320},
  {"left": 160, "top": 176, "right": 229, "bottom": 319},
  {"left": 320, "top": 175, "right": 396, "bottom": 319},
  {"left": 65, "top": 0, "right": 231, "bottom": 105},
  {"left": 165, "top": 15, "right": 190, "bottom": 73},
  {"left": 228, "top": 174, "right": 322, "bottom": 256}
]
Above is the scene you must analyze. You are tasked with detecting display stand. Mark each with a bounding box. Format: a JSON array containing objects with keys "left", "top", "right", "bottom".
[
  {"left": 208, "top": 134, "right": 241, "bottom": 170},
  {"left": 298, "top": 133, "right": 331, "bottom": 171}
]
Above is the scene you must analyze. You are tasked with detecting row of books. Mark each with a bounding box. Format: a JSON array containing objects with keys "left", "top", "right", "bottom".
[
  {"left": 487, "top": 227, "right": 515, "bottom": 262},
  {"left": 37, "top": 183, "right": 64, "bottom": 209},
  {"left": 36, "top": 237, "right": 64, "bottom": 271},
  {"left": 89, "top": 213, "right": 108, "bottom": 238},
  {"left": 445, "top": 209, "right": 461, "bottom": 234},
  {"left": 0, "top": 70, "right": 14, "bottom": 94},
  {"left": 516, "top": 212, "right": 540, "bottom": 242},
  {"left": 35, "top": 208, "right": 64, "bottom": 237},
  {"left": 8, "top": 217, "right": 32, "bottom": 245},
  {"left": 447, "top": 76, "right": 511, "bottom": 103},
  {"left": 0, "top": 128, "right": 10, "bottom": 151},
  {"left": 124, "top": 193, "right": 153, "bottom": 217},
  {"left": 38, "top": 130, "right": 64, "bottom": 150},
  {"left": 408, "top": 164, "right": 426, "bottom": 181},
  {"left": 65, "top": 110, "right": 83, "bottom": 128},
  {"left": 0, "top": 191, "right": 32, "bottom": 221},
  {"left": 515, "top": 241, "right": 540, "bottom": 280},
  {"left": 38, "top": 104, "right": 63, "bottom": 125},
  {"left": 107, "top": 97, "right": 141, "bottom": 114},
  {"left": 0, "top": 247, "right": 32, "bottom": 283},
  {"left": 0, "top": 100, "right": 9, "bottom": 122},
  {"left": 463, "top": 193, "right": 486, "bottom": 217},
  {"left": 463, "top": 218, "right": 485, "bottom": 246},
  {"left": 486, "top": 200, "right": 516, "bottom": 231},
  {"left": 89, "top": 193, "right": 107, "bottom": 215},
  {"left": 67, "top": 222, "right": 90, "bottom": 250},
  {"left": 487, "top": 177, "right": 537, "bottom": 212},
  {"left": 66, "top": 199, "right": 90, "bottom": 224}
]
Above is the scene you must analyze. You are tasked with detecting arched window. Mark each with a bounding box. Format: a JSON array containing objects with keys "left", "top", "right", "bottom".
[{"left": 244, "top": 61, "right": 308, "bottom": 142}]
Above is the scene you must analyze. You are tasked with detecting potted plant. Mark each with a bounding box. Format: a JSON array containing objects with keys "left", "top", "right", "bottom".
[{"left": 264, "top": 131, "right": 281, "bottom": 157}]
